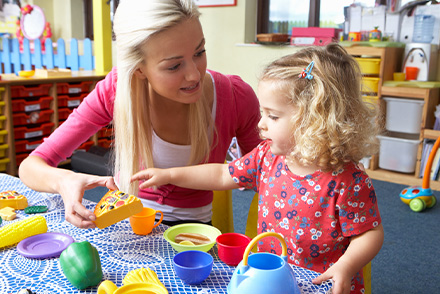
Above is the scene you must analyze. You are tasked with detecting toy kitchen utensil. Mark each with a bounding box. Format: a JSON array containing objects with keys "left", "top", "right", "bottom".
[
  {"left": 227, "top": 232, "right": 300, "bottom": 294},
  {"left": 98, "top": 268, "right": 168, "bottom": 294}
]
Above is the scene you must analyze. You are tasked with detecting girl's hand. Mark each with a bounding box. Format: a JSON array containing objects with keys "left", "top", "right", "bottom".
[
  {"left": 58, "top": 173, "right": 118, "bottom": 229},
  {"left": 131, "top": 168, "right": 171, "bottom": 190},
  {"left": 312, "top": 263, "right": 353, "bottom": 294}
]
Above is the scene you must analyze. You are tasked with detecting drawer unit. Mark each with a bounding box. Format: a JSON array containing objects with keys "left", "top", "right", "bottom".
[
  {"left": 377, "top": 134, "right": 420, "bottom": 173},
  {"left": 383, "top": 97, "right": 424, "bottom": 134},
  {"left": 355, "top": 58, "right": 381, "bottom": 75},
  {"left": 0, "top": 130, "right": 7, "bottom": 144},
  {"left": 361, "top": 77, "right": 380, "bottom": 93},
  {"left": 15, "top": 138, "right": 44, "bottom": 153},
  {"left": 14, "top": 122, "right": 55, "bottom": 140},
  {"left": 11, "top": 96, "right": 53, "bottom": 112},
  {"left": 58, "top": 93, "right": 87, "bottom": 108},
  {"left": 13, "top": 109, "right": 54, "bottom": 126},
  {"left": 10, "top": 84, "right": 52, "bottom": 98},
  {"left": 57, "top": 81, "right": 93, "bottom": 94}
]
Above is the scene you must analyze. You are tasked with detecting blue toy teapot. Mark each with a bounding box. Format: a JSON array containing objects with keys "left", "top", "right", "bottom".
[{"left": 227, "top": 232, "right": 300, "bottom": 294}]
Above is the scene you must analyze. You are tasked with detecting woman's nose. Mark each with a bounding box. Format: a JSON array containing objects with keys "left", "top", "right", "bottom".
[{"left": 185, "top": 61, "right": 200, "bottom": 81}]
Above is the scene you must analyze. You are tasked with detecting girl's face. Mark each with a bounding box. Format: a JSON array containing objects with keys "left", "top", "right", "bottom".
[
  {"left": 257, "top": 80, "right": 296, "bottom": 156},
  {"left": 137, "top": 18, "right": 207, "bottom": 104}
]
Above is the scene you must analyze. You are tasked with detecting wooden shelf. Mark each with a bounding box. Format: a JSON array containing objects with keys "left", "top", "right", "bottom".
[{"left": 367, "top": 168, "right": 440, "bottom": 191}]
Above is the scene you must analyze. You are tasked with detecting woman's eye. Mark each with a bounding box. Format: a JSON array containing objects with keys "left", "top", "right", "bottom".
[{"left": 195, "top": 49, "right": 206, "bottom": 57}]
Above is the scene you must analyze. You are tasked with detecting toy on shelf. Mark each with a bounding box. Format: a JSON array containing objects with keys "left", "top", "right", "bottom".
[{"left": 400, "top": 137, "right": 439, "bottom": 212}]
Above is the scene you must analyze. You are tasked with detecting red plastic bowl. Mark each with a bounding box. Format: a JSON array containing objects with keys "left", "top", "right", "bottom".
[{"left": 216, "top": 233, "right": 252, "bottom": 266}]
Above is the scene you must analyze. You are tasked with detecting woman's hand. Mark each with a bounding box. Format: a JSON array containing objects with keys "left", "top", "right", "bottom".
[
  {"left": 312, "top": 262, "right": 353, "bottom": 294},
  {"left": 131, "top": 168, "right": 171, "bottom": 190},
  {"left": 57, "top": 173, "right": 118, "bottom": 229}
]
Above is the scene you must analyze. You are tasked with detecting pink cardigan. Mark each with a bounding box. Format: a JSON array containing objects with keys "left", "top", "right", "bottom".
[{"left": 31, "top": 68, "right": 261, "bottom": 208}]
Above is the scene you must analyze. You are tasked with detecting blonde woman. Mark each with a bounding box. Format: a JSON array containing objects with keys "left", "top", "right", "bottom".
[
  {"left": 19, "top": 0, "right": 261, "bottom": 228},
  {"left": 131, "top": 44, "right": 384, "bottom": 294}
]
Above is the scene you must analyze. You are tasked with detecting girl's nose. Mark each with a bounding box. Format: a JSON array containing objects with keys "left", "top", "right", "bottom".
[
  {"left": 186, "top": 61, "right": 200, "bottom": 81},
  {"left": 258, "top": 117, "right": 266, "bottom": 130}
]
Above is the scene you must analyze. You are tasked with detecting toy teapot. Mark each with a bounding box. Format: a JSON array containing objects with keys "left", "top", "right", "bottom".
[
  {"left": 227, "top": 232, "right": 300, "bottom": 294},
  {"left": 98, "top": 268, "right": 168, "bottom": 294}
]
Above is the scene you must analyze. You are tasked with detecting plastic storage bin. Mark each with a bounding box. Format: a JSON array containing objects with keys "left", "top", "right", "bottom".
[
  {"left": 57, "top": 81, "right": 93, "bottom": 94},
  {"left": 10, "top": 84, "right": 52, "bottom": 98},
  {"left": 11, "top": 96, "right": 53, "bottom": 112},
  {"left": 58, "top": 93, "right": 87, "bottom": 108},
  {"left": 15, "top": 138, "right": 44, "bottom": 153},
  {"left": 377, "top": 135, "right": 420, "bottom": 173},
  {"left": 355, "top": 58, "right": 381, "bottom": 75},
  {"left": 0, "top": 130, "right": 7, "bottom": 144},
  {"left": 0, "top": 115, "right": 5, "bottom": 129},
  {"left": 383, "top": 97, "right": 424, "bottom": 134},
  {"left": 14, "top": 122, "right": 54, "bottom": 140},
  {"left": 0, "top": 101, "right": 4, "bottom": 115},
  {"left": 0, "top": 158, "right": 9, "bottom": 172},
  {"left": 361, "top": 77, "right": 380, "bottom": 93},
  {"left": 0, "top": 144, "right": 7, "bottom": 158},
  {"left": 12, "top": 109, "right": 54, "bottom": 126},
  {"left": 15, "top": 153, "right": 28, "bottom": 166},
  {"left": 98, "top": 126, "right": 114, "bottom": 138},
  {"left": 58, "top": 108, "right": 73, "bottom": 121}
]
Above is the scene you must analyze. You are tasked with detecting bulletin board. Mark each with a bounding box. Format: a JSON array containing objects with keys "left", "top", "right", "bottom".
[{"left": 195, "top": 0, "right": 236, "bottom": 7}]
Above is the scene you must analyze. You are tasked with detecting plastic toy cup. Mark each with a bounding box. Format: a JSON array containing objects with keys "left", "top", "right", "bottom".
[
  {"left": 216, "top": 233, "right": 252, "bottom": 266},
  {"left": 393, "top": 72, "right": 405, "bottom": 81},
  {"left": 129, "top": 207, "right": 163, "bottom": 235},
  {"left": 173, "top": 250, "right": 213, "bottom": 285},
  {"left": 405, "top": 67, "right": 419, "bottom": 81}
]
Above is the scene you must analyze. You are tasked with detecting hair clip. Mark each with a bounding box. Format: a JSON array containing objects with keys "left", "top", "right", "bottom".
[{"left": 299, "top": 61, "right": 314, "bottom": 80}]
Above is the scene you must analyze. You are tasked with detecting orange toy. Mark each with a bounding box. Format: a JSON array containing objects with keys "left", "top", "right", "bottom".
[{"left": 0, "top": 190, "right": 28, "bottom": 210}]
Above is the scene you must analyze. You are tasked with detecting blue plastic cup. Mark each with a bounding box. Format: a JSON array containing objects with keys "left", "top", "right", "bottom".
[{"left": 173, "top": 250, "right": 213, "bottom": 285}]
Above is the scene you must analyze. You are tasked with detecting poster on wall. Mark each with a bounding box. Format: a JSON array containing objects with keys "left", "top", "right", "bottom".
[{"left": 195, "top": 0, "right": 236, "bottom": 7}]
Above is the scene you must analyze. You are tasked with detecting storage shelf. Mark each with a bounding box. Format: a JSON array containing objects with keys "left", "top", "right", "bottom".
[{"left": 367, "top": 168, "right": 440, "bottom": 191}]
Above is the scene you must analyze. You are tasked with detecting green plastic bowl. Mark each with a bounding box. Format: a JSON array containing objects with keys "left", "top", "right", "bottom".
[{"left": 163, "top": 223, "right": 221, "bottom": 252}]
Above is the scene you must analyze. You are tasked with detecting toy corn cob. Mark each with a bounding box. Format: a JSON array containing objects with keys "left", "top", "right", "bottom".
[{"left": 0, "top": 215, "right": 47, "bottom": 248}]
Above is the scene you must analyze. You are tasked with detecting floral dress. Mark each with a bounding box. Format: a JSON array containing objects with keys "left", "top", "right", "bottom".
[{"left": 228, "top": 141, "right": 381, "bottom": 293}]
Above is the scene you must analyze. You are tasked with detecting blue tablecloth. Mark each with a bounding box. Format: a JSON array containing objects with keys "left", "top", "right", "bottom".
[{"left": 0, "top": 173, "right": 332, "bottom": 294}]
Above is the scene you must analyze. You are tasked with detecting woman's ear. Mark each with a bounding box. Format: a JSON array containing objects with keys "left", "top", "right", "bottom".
[{"left": 134, "top": 67, "right": 147, "bottom": 80}]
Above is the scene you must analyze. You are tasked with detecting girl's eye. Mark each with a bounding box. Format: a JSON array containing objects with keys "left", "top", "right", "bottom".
[
  {"left": 269, "top": 115, "right": 279, "bottom": 121},
  {"left": 168, "top": 64, "right": 181, "bottom": 71},
  {"left": 195, "top": 49, "right": 206, "bottom": 57}
]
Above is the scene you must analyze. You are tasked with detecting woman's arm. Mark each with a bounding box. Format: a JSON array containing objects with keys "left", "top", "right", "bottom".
[
  {"left": 312, "top": 224, "right": 384, "bottom": 294},
  {"left": 19, "top": 155, "right": 118, "bottom": 228},
  {"left": 131, "top": 163, "right": 239, "bottom": 191}
]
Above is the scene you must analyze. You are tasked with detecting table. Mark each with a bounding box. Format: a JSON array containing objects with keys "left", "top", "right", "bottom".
[{"left": 0, "top": 173, "right": 333, "bottom": 293}]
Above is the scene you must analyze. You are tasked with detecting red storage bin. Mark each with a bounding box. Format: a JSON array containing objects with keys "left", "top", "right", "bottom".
[
  {"left": 15, "top": 138, "right": 44, "bottom": 153},
  {"left": 13, "top": 109, "right": 54, "bottom": 126},
  {"left": 58, "top": 93, "right": 87, "bottom": 108},
  {"left": 77, "top": 140, "right": 94, "bottom": 152},
  {"left": 16, "top": 153, "right": 29, "bottom": 166},
  {"left": 98, "top": 126, "right": 114, "bottom": 138},
  {"left": 57, "top": 81, "right": 93, "bottom": 94},
  {"left": 98, "top": 138, "right": 113, "bottom": 149},
  {"left": 58, "top": 108, "right": 73, "bottom": 121},
  {"left": 11, "top": 84, "right": 52, "bottom": 98},
  {"left": 11, "top": 96, "right": 53, "bottom": 112},
  {"left": 14, "top": 122, "right": 54, "bottom": 140}
]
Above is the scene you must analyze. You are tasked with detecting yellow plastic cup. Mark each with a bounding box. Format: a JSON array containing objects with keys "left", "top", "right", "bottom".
[
  {"left": 98, "top": 281, "right": 167, "bottom": 294},
  {"left": 393, "top": 72, "right": 405, "bottom": 81},
  {"left": 129, "top": 207, "right": 163, "bottom": 235}
]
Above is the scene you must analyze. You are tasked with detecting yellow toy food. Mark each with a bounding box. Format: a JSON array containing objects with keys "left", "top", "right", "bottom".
[
  {"left": 0, "top": 190, "right": 28, "bottom": 209},
  {"left": 93, "top": 190, "right": 143, "bottom": 229},
  {"left": 0, "top": 215, "right": 47, "bottom": 248},
  {"left": 0, "top": 207, "right": 16, "bottom": 220}
]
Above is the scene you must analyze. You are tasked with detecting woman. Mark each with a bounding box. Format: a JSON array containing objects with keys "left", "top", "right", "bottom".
[{"left": 19, "top": 0, "right": 261, "bottom": 229}]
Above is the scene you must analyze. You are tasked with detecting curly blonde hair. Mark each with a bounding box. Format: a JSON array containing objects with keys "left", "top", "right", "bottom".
[{"left": 260, "top": 43, "right": 381, "bottom": 172}]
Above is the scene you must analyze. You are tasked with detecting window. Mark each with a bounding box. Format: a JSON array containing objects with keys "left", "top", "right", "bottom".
[{"left": 258, "top": 0, "right": 379, "bottom": 34}]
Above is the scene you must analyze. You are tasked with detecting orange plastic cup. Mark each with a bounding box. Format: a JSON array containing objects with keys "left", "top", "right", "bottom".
[
  {"left": 405, "top": 67, "right": 419, "bottom": 81},
  {"left": 129, "top": 207, "right": 163, "bottom": 235}
]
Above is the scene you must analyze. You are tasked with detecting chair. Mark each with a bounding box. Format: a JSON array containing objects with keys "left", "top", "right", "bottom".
[
  {"left": 244, "top": 193, "right": 372, "bottom": 294},
  {"left": 211, "top": 190, "right": 234, "bottom": 233}
]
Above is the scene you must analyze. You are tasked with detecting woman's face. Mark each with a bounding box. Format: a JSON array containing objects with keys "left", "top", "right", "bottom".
[
  {"left": 137, "top": 17, "right": 207, "bottom": 104},
  {"left": 257, "top": 80, "right": 296, "bottom": 156}
]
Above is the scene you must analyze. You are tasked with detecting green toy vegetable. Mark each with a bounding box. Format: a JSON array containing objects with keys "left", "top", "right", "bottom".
[{"left": 59, "top": 241, "right": 103, "bottom": 289}]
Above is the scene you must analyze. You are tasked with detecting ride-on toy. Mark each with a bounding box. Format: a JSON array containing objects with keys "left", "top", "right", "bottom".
[{"left": 400, "top": 137, "right": 439, "bottom": 212}]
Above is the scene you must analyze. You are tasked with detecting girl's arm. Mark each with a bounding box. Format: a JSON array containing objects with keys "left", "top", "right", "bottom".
[
  {"left": 312, "top": 223, "right": 384, "bottom": 294},
  {"left": 131, "top": 163, "right": 240, "bottom": 191}
]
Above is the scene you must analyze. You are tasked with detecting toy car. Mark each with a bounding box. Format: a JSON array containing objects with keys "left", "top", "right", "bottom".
[{"left": 400, "top": 187, "right": 437, "bottom": 212}]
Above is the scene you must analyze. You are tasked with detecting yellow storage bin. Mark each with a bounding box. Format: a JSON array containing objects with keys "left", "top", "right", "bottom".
[
  {"left": 0, "top": 116, "right": 5, "bottom": 129},
  {"left": 362, "top": 77, "right": 380, "bottom": 93},
  {"left": 0, "top": 130, "right": 7, "bottom": 144},
  {"left": 362, "top": 95, "right": 379, "bottom": 109},
  {"left": 355, "top": 58, "right": 381, "bottom": 75},
  {"left": 0, "top": 101, "right": 4, "bottom": 115},
  {"left": 0, "top": 144, "right": 7, "bottom": 158},
  {"left": 0, "top": 158, "right": 9, "bottom": 172}
]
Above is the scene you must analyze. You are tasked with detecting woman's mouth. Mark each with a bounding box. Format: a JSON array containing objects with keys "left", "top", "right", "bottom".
[{"left": 181, "top": 82, "right": 200, "bottom": 93}]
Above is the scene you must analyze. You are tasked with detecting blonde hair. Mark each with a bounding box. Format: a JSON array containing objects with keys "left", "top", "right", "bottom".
[
  {"left": 260, "top": 43, "right": 381, "bottom": 172},
  {"left": 113, "top": 0, "right": 213, "bottom": 194}
]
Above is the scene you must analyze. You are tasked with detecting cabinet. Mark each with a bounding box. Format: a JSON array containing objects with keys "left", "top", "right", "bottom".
[{"left": 0, "top": 71, "right": 107, "bottom": 175}]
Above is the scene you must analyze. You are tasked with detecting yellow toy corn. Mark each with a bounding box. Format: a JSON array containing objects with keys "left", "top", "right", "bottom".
[{"left": 0, "top": 215, "right": 47, "bottom": 248}]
